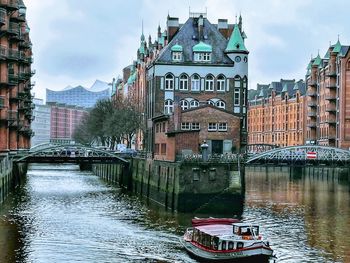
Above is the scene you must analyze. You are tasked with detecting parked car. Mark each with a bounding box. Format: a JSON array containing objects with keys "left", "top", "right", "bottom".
[{"left": 120, "top": 148, "right": 137, "bottom": 157}]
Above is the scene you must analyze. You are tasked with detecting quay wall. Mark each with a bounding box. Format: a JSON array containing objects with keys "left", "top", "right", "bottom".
[
  {"left": 92, "top": 158, "right": 243, "bottom": 213},
  {"left": 0, "top": 157, "right": 27, "bottom": 205}
]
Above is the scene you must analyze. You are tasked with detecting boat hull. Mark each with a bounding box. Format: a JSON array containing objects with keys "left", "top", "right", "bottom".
[{"left": 180, "top": 238, "right": 273, "bottom": 262}]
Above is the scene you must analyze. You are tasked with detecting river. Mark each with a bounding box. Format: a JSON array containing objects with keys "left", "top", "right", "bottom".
[{"left": 0, "top": 164, "right": 349, "bottom": 262}]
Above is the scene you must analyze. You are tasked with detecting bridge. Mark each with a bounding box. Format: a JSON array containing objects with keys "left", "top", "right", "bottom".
[
  {"left": 15, "top": 144, "right": 129, "bottom": 164},
  {"left": 246, "top": 145, "right": 350, "bottom": 166}
]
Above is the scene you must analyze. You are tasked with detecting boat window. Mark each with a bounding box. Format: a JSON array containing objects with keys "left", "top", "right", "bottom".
[
  {"left": 221, "top": 240, "right": 226, "bottom": 250},
  {"left": 213, "top": 237, "right": 219, "bottom": 250},
  {"left": 237, "top": 242, "right": 244, "bottom": 249},
  {"left": 228, "top": 241, "right": 234, "bottom": 250}
]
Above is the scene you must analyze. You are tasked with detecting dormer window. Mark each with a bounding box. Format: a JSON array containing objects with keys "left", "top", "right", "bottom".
[
  {"left": 171, "top": 44, "right": 183, "bottom": 62},
  {"left": 192, "top": 41, "right": 212, "bottom": 62}
]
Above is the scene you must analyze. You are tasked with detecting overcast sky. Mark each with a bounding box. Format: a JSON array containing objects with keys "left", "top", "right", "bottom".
[{"left": 24, "top": 0, "right": 350, "bottom": 100}]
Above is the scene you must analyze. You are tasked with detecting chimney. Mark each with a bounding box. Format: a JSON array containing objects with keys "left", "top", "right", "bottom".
[
  {"left": 217, "top": 19, "right": 228, "bottom": 38},
  {"left": 173, "top": 101, "right": 182, "bottom": 131},
  {"left": 167, "top": 16, "right": 179, "bottom": 42}
]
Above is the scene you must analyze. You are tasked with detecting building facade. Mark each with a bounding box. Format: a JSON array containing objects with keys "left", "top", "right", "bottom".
[
  {"left": 48, "top": 102, "right": 88, "bottom": 144},
  {"left": 248, "top": 79, "right": 306, "bottom": 147},
  {"left": 142, "top": 13, "right": 249, "bottom": 160},
  {"left": 306, "top": 40, "right": 350, "bottom": 149},
  {"left": 46, "top": 80, "right": 111, "bottom": 108},
  {"left": 31, "top": 98, "right": 51, "bottom": 147},
  {"left": 0, "top": 0, "right": 34, "bottom": 156}
]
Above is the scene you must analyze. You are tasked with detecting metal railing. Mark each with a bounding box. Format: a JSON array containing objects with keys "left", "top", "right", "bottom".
[{"left": 177, "top": 153, "right": 240, "bottom": 163}]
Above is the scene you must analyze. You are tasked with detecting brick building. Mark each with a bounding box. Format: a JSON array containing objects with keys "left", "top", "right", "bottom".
[
  {"left": 0, "top": 0, "right": 34, "bottom": 156},
  {"left": 48, "top": 102, "right": 88, "bottom": 144},
  {"left": 248, "top": 79, "right": 306, "bottom": 147},
  {"left": 306, "top": 40, "right": 350, "bottom": 149},
  {"left": 142, "top": 12, "right": 249, "bottom": 160}
]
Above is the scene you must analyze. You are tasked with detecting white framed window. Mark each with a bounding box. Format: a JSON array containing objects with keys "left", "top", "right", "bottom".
[
  {"left": 242, "top": 89, "right": 246, "bottom": 106},
  {"left": 179, "top": 74, "right": 188, "bottom": 91},
  {"left": 172, "top": 52, "right": 182, "bottom": 61},
  {"left": 194, "top": 52, "right": 211, "bottom": 62},
  {"left": 207, "top": 100, "right": 215, "bottom": 106},
  {"left": 164, "top": 99, "right": 173, "bottom": 114},
  {"left": 218, "top": 123, "right": 228, "bottom": 131},
  {"left": 234, "top": 88, "right": 240, "bottom": 105},
  {"left": 191, "top": 74, "right": 200, "bottom": 91},
  {"left": 216, "top": 100, "right": 226, "bottom": 109},
  {"left": 208, "top": 123, "right": 217, "bottom": 131},
  {"left": 217, "top": 75, "right": 226, "bottom": 91},
  {"left": 180, "top": 100, "right": 189, "bottom": 110},
  {"left": 190, "top": 100, "right": 199, "bottom": 108},
  {"left": 191, "top": 123, "right": 200, "bottom": 130},
  {"left": 165, "top": 74, "right": 174, "bottom": 90},
  {"left": 205, "top": 75, "right": 214, "bottom": 91},
  {"left": 181, "top": 122, "right": 190, "bottom": 130}
]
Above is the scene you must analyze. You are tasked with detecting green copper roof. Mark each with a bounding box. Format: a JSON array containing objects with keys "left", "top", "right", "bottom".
[
  {"left": 258, "top": 89, "right": 264, "bottom": 97},
  {"left": 312, "top": 54, "right": 321, "bottom": 66},
  {"left": 333, "top": 39, "right": 342, "bottom": 53},
  {"left": 293, "top": 83, "right": 299, "bottom": 90},
  {"left": 171, "top": 44, "right": 183, "bottom": 52},
  {"left": 193, "top": 41, "right": 212, "bottom": 52},
  {"left": 158, "top": 36, "right": 165, "bottom": 46},
  {"left": 139, "top": 44, "right": 145, "bottom": 54},
  {"left": 127, "top": 71, "right": 137, "bottom": 85},
  {"left": 225, "top": 24, "right": 248, "bottom": 53},
  {"left": 282, "top": 84, "right": 288, "bottom": 93}
]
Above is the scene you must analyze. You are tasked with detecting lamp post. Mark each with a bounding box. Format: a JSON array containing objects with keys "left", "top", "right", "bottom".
[{"left": 201, "top": 140, "right": 209, "bottom": 162}]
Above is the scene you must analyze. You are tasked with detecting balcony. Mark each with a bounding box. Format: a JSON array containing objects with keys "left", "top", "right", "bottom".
[
  {"left": 308, "top": 101, "right": 317, "bottom": 107},
  {"left": 8, "top": 73, "right": 18, "bottom": 85},
  {"left": 8, "top": 22, "right": 19, "bottom": 36},
  {"left": 0, "top": 0, "right": 19, "bottom": 10},
  {"left": 307, "top": 121, "right": 317, "bottom": 128},
  {"left": 19, "top": 41, "right": 31, "bottom": 49},
  {"left": 308, "top": 80, "right": 317, "bottom": 87},
  {"left": 328, "top": 134, "right": 336, "bottom": 140},
  {"left": 325, "top": 93, "right": 337, "bottom": 101},
  {"left": 326, "top": 84, "right": 337, "bottom": 89},
  {"left": 10, "top": 12, "right": 26, "bottom": 23},
  {"left": 326, "top": 71, "right": 337, "bottom": 77},
  {"left": 307, "top": 90, "right": 317, "bottom": 97},
  {"left": 308, "top": 111, "right": 317, "bottom": 117},
  {"left": 9, "top": 90, "right": 18, "bottom": 100},
  {"left": 7, "top": 110, "right": 17, "bottom": 120},
  {"left": 0, "top": 45, "right": 7, "bottom": 59},
  {"left": 325, "top": 104, "right": 336, "bottom": 112},
  {"left": 325, "top": 117, "right": 336, "bottom": 125}
]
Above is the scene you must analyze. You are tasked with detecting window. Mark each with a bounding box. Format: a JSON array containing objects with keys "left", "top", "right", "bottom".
[
  {"left": 218, "top": 123, "right": 227, "bottom": 131},
  {"left": 208, "top": 123, "right": 217, "bottom": 131},
  {"left": 217, "top": 75, "right": 226, "bottom": 91},
  {"left": 190, "top": 100, "right": 199, "bottom": 108},
  {"left": 165, "top": 74, "right": 174, "bottom": 90},
  {"left": 205, "top": 75, "right": 214, "bottom": 91},
  {"left": 234, "top": 88, "right": 240, "bottom": 105},
  {"left": 181, "top": 122, "right": 190, "bottom": 130},
  {"left": 180, "top": 100, "right": 189, "bottom": 110},
  {"left": 222, "top": 241, "right": 227, "bottom": 250},
  {"left": 161, "top": 143, "right": 166, "bottom": 154},
  {"left": 194, "top": 52, "right": 211, "bottom": 62},
  {"left": 172, "top": 52, "right": 182, "bottom": 61},
  {"left": 164, "top": 99, "right": 173, "bottom": 114},
  {"left": 191, "top": 123, "right": 200, "bottom": 130},
  {"left": 207, "top": 100, "right": 215, "bottom": 106},
  {"left": 228, "top": 241, "right": 234, "bottom": 250},
  {"left": 216, "top": 100, "right": 226, "bottom": 109},
  {"left": 191, "top": 74, "right": 200, "bottom": 91},
  {"left": 179, "top": 74, "right": 188, "bottom": 91},
  {"left": 154, "top": 144, "right": 160, "bottom": 154}
]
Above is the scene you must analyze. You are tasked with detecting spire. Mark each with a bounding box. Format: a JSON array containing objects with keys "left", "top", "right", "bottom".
[
  {"left": 238, "top": 13, "right": 242, "bottom": 32},
  {"left": 140, "top": 21, "right": 145, "bottom": 42},
  {"left": 312, "top": 53, "right": 321, "bottom": 66},
  {"left": 225, "top": 24, "right": 248, "bottom": 53},
  {"left": 333, "top": 38, "right": 342, "bottom": 53},
  {"left": 281, "top": 83, "right": 288, "bottom": 93},
  {"left": 157, "top": 24, "right": 161, "bottom": 38}
]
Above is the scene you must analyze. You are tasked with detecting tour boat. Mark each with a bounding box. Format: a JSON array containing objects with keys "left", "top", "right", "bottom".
[{"left": 180, "top": 218, "right": 274, "bottom": 262}]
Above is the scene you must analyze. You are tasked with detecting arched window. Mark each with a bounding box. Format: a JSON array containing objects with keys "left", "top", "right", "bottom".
[
  {"left": 164, "top": 99, "right": 173, "bottom": 114},
  {"left": 207, "top": 100, "right": 215, "bottom": 105},
  {"left": 190, "top": 99, "right": 199, "bottom": 108},
  {"left": 179, "top": 74, "right": 188, "bottom": 91},
  {"left": 205, "top": 75, "right": 214, "bottom": 91},
  {"left": 165, "top": 73, "right": 174, "bottom": 90},
  {"left": 191, "top": 74, "right": 200, "bottom": 91},
  {"left": 180, "top": 100, "right": 189, "bottom": 110},
  {"left": 216, "top": 100, "right": 226, "bottom": 109},
  {"left": 217, "top": 75, "right": 226, "bottom": 92}
]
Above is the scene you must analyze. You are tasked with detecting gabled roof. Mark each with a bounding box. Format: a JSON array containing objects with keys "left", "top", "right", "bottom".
[
  {"left": 333, "top": 39, "right": 342, "bottom": 53},
  {"left": 171, "top": 43, "right": 183, "bottom": 52},
  {"left": 155, "top": 17, "right": 233, "bottom": 64},
  {"left": 225, "top": 24, "right": 248, "bottom": 53},
  {"left": 193, "top": 41, "right": 212, "bottom": 52}
]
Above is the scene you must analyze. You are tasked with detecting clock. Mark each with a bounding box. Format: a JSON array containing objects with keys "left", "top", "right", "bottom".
[{"left": 235, "top": 56, "right": 241, "bottom": 62}]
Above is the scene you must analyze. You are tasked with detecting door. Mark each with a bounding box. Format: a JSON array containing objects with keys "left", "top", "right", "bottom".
[{"left": 211, "top": 140, "right": 223, "bottom": 155}]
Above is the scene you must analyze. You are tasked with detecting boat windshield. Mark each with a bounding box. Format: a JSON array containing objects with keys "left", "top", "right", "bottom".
[{"left": 233, "top": 225, "right": 259, "bottom": 236}]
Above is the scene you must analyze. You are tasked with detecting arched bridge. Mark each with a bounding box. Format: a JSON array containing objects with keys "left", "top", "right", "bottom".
[
  {"left": 246, "top": 145, "right": 350, "bottom": 166},
  {"left": 15, "top": 144, "right": 129, "bottom": 164},
  {"left": 245, "top": 143, "right": 279, "bottom": 154}
]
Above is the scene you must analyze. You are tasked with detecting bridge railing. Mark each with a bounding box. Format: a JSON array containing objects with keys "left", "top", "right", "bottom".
[{"left": 176, "top": 153, "right": 240, "bottom": 163}]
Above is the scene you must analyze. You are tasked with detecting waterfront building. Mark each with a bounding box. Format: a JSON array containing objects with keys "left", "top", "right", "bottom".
[
  {"left": 48, "top": 102, "right": 88, "bottom": 144},
  {"left": 46, "top": 80, "right": 111, "bottom": 108},
  {"left": 248, "top": 79, "right": 306, "bottom": 147},
  {"left": 0, "top": 0, "right": 34, "bottom": 156},
  {"left": 141, "top": 12, "right": 249, "bottom": 160},
  {"left": 306, "top": 40, "right": 350, "bottom": 149},
  {"left": 31, "top": 98, "right": 51, "bottom": 147}
]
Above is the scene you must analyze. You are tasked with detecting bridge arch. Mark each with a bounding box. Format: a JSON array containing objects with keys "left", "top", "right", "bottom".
[{"left": 246, "top": 145, "right": 350, "bottom": 166}]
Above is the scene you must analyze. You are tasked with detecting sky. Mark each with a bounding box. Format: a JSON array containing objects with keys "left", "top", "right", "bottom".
[{"left": 24, "top": 0, "right": 350, "bottom": 100}]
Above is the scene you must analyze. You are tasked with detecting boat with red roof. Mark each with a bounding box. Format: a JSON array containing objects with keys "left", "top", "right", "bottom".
[{"left": 180, "top": 218, "right": 274, "bottom": 261}]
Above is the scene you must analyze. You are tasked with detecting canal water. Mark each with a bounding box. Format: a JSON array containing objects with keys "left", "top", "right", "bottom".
[{"left": 0, "top": 164, "right": 349, "bottom": 263}]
